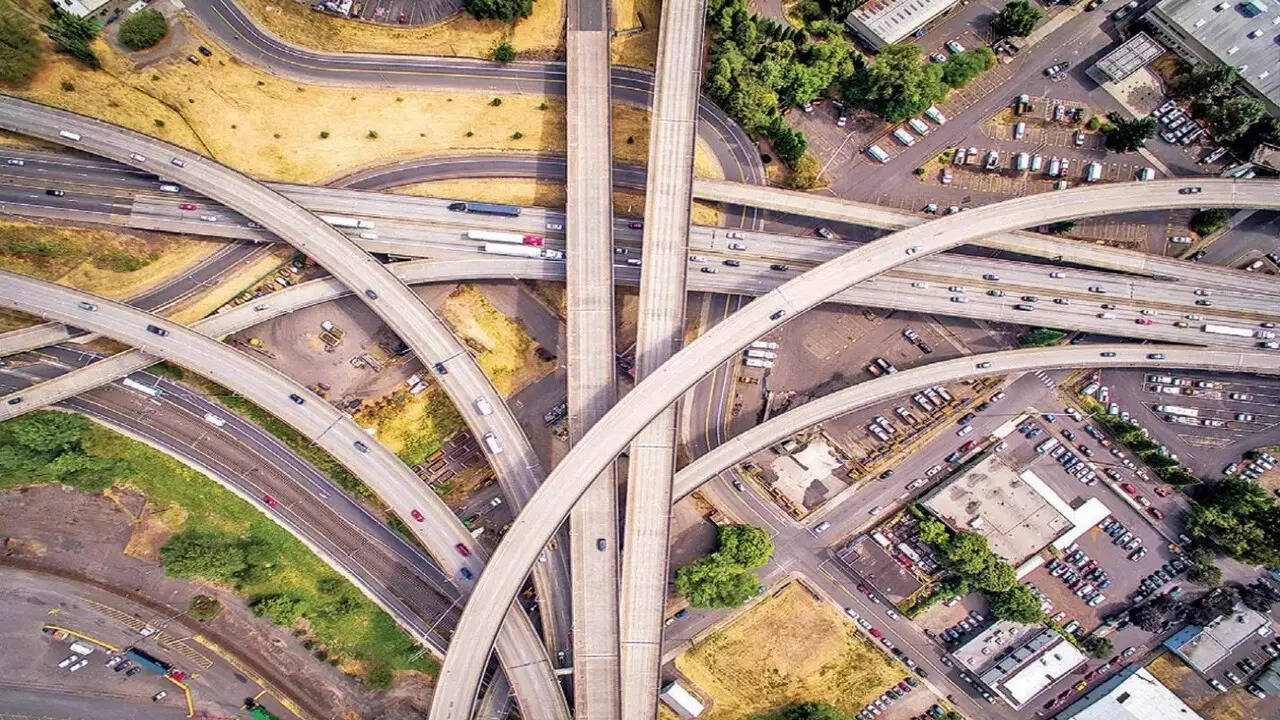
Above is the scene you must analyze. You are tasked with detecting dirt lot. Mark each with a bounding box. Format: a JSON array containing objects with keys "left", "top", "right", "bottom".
[
  {"left": 440, "top": 283, "right": 555, "bottom": 397},
  {"left": 1146, "top": 652, "right": 1271, "bottom": 720},
  {"left": 674, "top": 580, "right": 901, "bottom": 719},
  {"left": 0, "top": 485, "right": 427, "bottom": 719}
]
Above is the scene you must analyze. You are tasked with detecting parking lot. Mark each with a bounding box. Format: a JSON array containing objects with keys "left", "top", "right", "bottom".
[{"left": 1101, "top": 369, "right": 1280, "bottom": 478}]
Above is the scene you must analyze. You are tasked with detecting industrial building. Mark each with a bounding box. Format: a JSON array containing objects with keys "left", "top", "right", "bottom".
[
  {"left": 950, "top": 623, "right": 1086, "bottom": 708},
  {"left": 844, "top": 0, "right": 959, "bottom": 50},
  {"left": 1054, "top": 665, "right": 1204, "bottom": 720},
  {"left": 1145, "top": 0, "right": 1280, "bottom": 116}
]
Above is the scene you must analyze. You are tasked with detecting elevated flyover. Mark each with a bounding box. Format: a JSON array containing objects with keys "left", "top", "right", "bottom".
[
  {"left": 427, "top": 177, "right": 1280, "bottom": 719},
  {"left": 564, "top": 0, "right": 622, "bottom": 711}
]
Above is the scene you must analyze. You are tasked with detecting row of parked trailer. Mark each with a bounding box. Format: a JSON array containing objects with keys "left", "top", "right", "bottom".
[
  {"left": 743, "top": 339, "right": 780, "bottom": 370},
  {"left": 866, "top": 106, "right": 948, "bottom": 163}
]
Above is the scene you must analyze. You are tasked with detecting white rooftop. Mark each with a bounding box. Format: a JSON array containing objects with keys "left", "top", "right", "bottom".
[
  {"left": 1059, "top": 666, "right": 1204, "bottom": 720},
  {"left": 1000, "top": 638, "right": 1086, "bottom": 705},
  {"left": 847, "top": 0, "right": 959, "bottom": 46},
  {"left": 1155, "top": 0, "right": 1280, "bottom": 108}
]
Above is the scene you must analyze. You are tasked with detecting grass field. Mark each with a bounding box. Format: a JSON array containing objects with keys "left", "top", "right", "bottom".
[
  {"left": 1146, "top": 652, "right": 1257, "bottom": 720},
  {"left": 353, "top": 386, "right": 465, "bottom": 467},
  {"left": 440, "top": 284, "right": 555, "bottom": 396},
  {"left": 0, "top": 219, "right": 218, "bottom": 300},
  {"left": 613, "top": 0, "right": 659, "bottom": 68},
  {"left": 0, "top": 411, "right": 435, "bottom": 684},
  {"left": 237, "top": 0, "right": 565, "bottom": 57},
  {"left": 675, "top": 581, "right": 901, "bottom": 719}
]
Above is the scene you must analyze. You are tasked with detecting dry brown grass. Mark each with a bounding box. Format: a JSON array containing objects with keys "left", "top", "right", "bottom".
[
  {"left": 675, "top": 581, "right": 900, "bottom": 719},
  {"left": 237, "top": 0, "right": 564, "bottom": 57},
  {"left": 612, "top": 0, "right": 660, "bottom": 68},
  {"left": 440, "top": 284, "right": 555, "bottom": 396},
  {"left": 0, "top": 219, "right": 218, "bottom": 301},
  {"left": 1146, "top": 653, "right": 1258, "bottom": 720},
  {"left": 168, "top": 248, "right": 294, "bottom": 325}
]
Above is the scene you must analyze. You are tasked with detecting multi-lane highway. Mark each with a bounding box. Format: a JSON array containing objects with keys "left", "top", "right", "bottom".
[
  {"left": 0, "top": 270, "right": 568, "bottom": 717},
  {"left": 563, "top": 0, "right": 622, "bottom": 711},
  {"left": 618, "top": 0, "right": 707, "bottom": 716},
  {"left": 427, "top": 177, "right": 1280, "bottom": 718},
  {"left": 0, "top": 98, "right": 569, "bottom": 717}
]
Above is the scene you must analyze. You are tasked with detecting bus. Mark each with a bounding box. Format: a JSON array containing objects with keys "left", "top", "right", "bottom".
[
  {"left": 122, "top": 377, "right": 162, "bottom": 398},
  {"left": 447, "top": 201, "right": 521, "bottom": 217},
  {"left": 1154, "top": 404, "right": 1198, "bottom": 418}
]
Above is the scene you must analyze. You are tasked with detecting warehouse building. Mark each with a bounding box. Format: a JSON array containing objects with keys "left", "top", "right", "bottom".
[
  {"left": 1145, "top": 0, "right": 1280, "bottom": 116},
  {"left": 1055, "top": 665, "right": 1203, "bottom": 720},
  {"left": 844, "top": 0, "right": 959, "bottom": 50}
]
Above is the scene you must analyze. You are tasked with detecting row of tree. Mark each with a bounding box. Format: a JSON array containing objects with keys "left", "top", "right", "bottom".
[
  {"left": 1128, "top": 583, "right": 1276, "bottom": 633},
  {"left": 1082, "top": 397, "right": 1199, "bottom": 486},
  {"left": 1187, "top": 476, "right": 1280, "bottom": 568},
  {"left": 675, "top": 524, "right": 774, "bottom": 608},
  {"left": 917, "top": 517, "right": 1045, "bottom": 623}
]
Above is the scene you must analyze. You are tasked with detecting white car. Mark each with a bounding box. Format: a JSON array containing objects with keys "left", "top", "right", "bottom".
[
  {"left": 946, "top": 40, "right": 965, "bottom": 53},
  {"left": 474, "top": 397, "right": 494, "bottom": 416}
]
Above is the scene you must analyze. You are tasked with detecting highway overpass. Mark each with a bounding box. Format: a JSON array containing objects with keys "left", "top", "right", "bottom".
[
  {"left": 0, "top": 97, "right": 569, "bottom": 718},
  {"left": 426, "top": 177, "right": 1280, "bottom": 719}
]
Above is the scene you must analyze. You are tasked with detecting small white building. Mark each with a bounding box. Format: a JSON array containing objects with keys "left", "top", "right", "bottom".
[
  {"left": 1057, "top": 666, "right": 1204, "bottom": 720},
  {"left": 659, "top": 681, "right": 704, "bottom": 719},
  {"left": 53, "top": 0, "right": 110, "bottom": 17}
]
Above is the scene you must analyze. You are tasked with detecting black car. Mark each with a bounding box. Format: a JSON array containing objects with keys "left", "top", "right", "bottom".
[
  {"left": 145, "top": 324, "right": 168, "bottom": 337},
  {"left": 769, "top": 310, "right": 786, "bottom": 321},
  {"left": 723, "top": 259, "right": 741, "bottom": 267},
  {"left": 596, "top": 538, "right": 607, "bottom": 551},
  {"left": 434, "top": 362, "right": 448, "bottom": 375},
  {"left": 289, "top": 393, "right": 305, "bottom": 405},
  {"left": 198, "top": 45, "right": 213, "bottom": 57},
  {"left": 364, "top": 289, "right": 378, "bottom": 300},
  {"left": 769, "top": 264, "right": 790, "bottom": 271},
  {"left": 45, "top": 188, "right": 64, "bottom": 197},
  {"left": 1178, "top": 186, "right": 1202, "bottom": 195}
]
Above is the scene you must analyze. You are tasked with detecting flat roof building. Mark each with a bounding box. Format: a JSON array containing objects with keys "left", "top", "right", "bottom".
[
  {"left": 1090, "top": 32, "right": 1166, "bottom": 84},
  {"left": 1146, "top": 0, "right": 1280, "bottom": 116},
  {"left": 950, "top": 622, "right": 1085, "bottom": 708},
  {"left": 53, "top": 0, "right": 110, "bottom": 17},
  {"left": 659, "top": 681, "right": 704, "bottom": 719},
  {"left": 844, "top": 0, "right": 959, "bottom": 50},
  {"left": 1164, "top": 605, "right": 1272, "bottom": 672},
  {"left": 1055, "top": 665, "right": 1204, "bottom": 720}
]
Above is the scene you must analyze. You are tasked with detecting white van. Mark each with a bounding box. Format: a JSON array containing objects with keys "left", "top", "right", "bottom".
[
  {"left": 483, "top": 432, "right": 503, "bottom": 454},
  {"left": 867, "top": 144, "right": 890, "bottom": 163},
  {"left": 359, "top": 231, "right": 379, "bottom": 240},
  {"left": 474, "top": 397, "right": 494, "bottom": 416},
  {"left": 1138, "top": 167, "right": 1155, "bottom": 181},
  {"left": 907, "top": 118, "right": 930, "bottom": 135},
  {"left": 892, "top": 128, "right": 916, "bottom": 147},
  {"left": 1015, "top": 152, "right": 1029, "bottom": 171},
  {"left": 1047, "top": 158, "right": 1061, "bottom": 177},
  {"left": 58, "top": 130, "right": 82, "bottom": 141},
  {"left": 925, "top": 106, "right": 947, "bottom": 125},
  {"left": 1085, "top": 162, "right": 1102, "bottom": 182},
  {"left": 203, "top": 412, "right": 226, "bottom": 427},
  {"left": 1030, "top": 154, "right": 1043, "bottom": 172}
]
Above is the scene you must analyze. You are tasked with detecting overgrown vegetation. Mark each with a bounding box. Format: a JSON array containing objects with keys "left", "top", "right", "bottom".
[
  {"left": 916, "top": 517, "right": 1044, "bottom": 623},
  {"left": 1172, "top": 64, "right": 1272, "bottom": 148},
  {"left": 757, "top": 703, "right": 849, "bottom": 720},
  {"left": 187, "top": 594, "right": 221, "bottom": 621},
  {"left": 1081, "top": 635, "right": 1113, "bottom": 659},
  {"left": 705, "top": 0, "right": 855, "bottom": 165},
  {"left": 0, "top": 0, "right": 42, "bottom": 87},
  {"left": 463, "top": 0, "right": 533, "bottom": 21},
  {"left": 1019, "top": 328, "right": 1066, "bottom": 347},
  {"left": 117, "top": 8, "right": 168, "bottom": 51},
  {"left": 675, "top": 524, "right": 774, "bottom": 608},
  {"left": 0, "top": 411, "right": 434, "bottom": 684},
  {"left": 1190, "top": 208, "right": 1229, "bottom": 237},
  {"left": 1103, "top": 113, "right": 1156, "bottom": 152},
  {"left": 844, "top": 44, "right": 994, "bottom": 123}
]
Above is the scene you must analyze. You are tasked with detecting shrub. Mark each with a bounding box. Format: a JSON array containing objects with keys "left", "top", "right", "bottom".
[
  {"left": 319, "top": 131, "right": 329, "bottom": 139},
  {"left": 464, "top": 0, "right": 533, "bottom": 21},
  {"left": 491, "top": 39, "right": 516, "bottom": 63},
  {"left": 489, "top": 97, "right": 502, "bottom": 107},
  {"left": 0, "top": 1, "right": 43, "bottom": 87},
  {"left": 188, "top": 594, "right": 221, "bottom": 621},
  {"left": 118, "top": 9, "right": 168, "bottom": 51},
  {"left": 366, "top": 130, "right": 378, "bottom": 139},
  {"left": 60, "top": 81, "right": 74, "bottom": 91}
]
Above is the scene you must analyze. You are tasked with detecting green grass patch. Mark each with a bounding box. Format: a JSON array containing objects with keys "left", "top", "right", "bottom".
[{"left": 0, "top": 411, "right": 436, "bottom": 683}]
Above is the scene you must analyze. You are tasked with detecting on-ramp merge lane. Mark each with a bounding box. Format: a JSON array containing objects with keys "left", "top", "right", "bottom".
[
  {"left": 426, "top": 178, "right": 1280, "bottom": 719},
  {"left": 0, "top": 97, "right": 568, "bottom": 718}
]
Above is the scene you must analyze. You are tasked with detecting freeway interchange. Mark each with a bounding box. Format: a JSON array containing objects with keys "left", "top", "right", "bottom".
[{"left": 2, "top": 5, "right": 1280, "bottom": 717}]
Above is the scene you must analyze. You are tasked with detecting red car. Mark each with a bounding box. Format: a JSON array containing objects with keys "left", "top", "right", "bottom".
[
  {"left": 628, "top": 221, "right": 643, "bottom": 229},
  {"left": 1154, "top": 486, "right": 1171, "bottom": 497},
  {"left": 179, "top": 203, "right": 196, "bottom": 211},
  {"left": 1135, "top": 318, "right": 1153, "bottom": 325},
  {"left": 455, "top": 543, "right": 471, "bottom": 557},
  {"left": 869, "top": 628, "right": 884, "bottom": 639},
  {"left": 1148, "top": 507, "right": 1166, "bottom": 520},
  {"left": 410, "top": 509, "right": 425, "bottom": 522},
  {"left": 262, "top": 494, "right": 277, "bottom": 507},
  {"left": 858, "top": 584, "right": 871, "bottom": 595},
  {"left": 1121, "top": 483, "right": 1137, "bottom": 495}
]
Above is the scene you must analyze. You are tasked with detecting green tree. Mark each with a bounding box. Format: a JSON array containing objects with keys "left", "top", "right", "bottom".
[
  {"left": 991, "top": 0, "right": 1041, "bottom": 37},
  {"left": 1186, "top": 547, "right": 1223, "bottom": 586},
  {"left": 1204, "top": 96, "right": 1265, "bottom": 142},
  {"left": 250, "top": 593, "right": 305, "bottom": 625},
  {"left": 716, "top": 524, "right": 774, "bottom": 569},
  {"left": 674, "top": 555, "right": 760, "bottom": 608},
  {"left": 1190, "top": 208, "right": 1230, "bottom": 236},
  {"left": 0, "top": 0, "right": 43, "bottom": 87},
  {"left": 844, "top": 43, "right": 946, "bottom": 123},
  {"left": 758, "top": 702, "right": 848, "bottom": 720},
  {"left": 1020, "top": 328, "right": 1066, "bottom": 347},
  {"left": 490, "top": 39, "right": 516, "bottom": 63},
  {"left": 767, "top": 117, "right": 808, "bottom": 165},
  {"left": 40, "top": 8, "right": 101, "bottom": 69},
  {"left": 942, "top": 531, "right": 994, "bottom": 576},
  {"left": 117, "top": 8, "right": 168, "bottom": 51},
  {"left": 160, "top": 528, "right": 248, "bottom": 584},
  {"left": 1081, "top": 635, "right": 1114, "bottom": 659},
  {"left": 786, "top": 152, "right": 826, "bottom": 190},
  {"left": 1172, "top": 64, "right": 1239, "bottom": 102},
  {"left": 989, "top": 585, "right": 1044, "bottom": 623},
  {"left": 940, "top": 48, "right": 995, "bottom": 88},
  {"left": 1189, "top": 478, "right": 1280, "bottom": 566},
  {"left": 974, "top": 561, "right": 1017, "bottom": 593},
  {"left": 1103, "top": 114, "right": 1157, "bottom": 152},
  {"left": 463, "top": 0, "right": 534, "bottom": 20},
  {"left": 918, "top": 518, "right": 950, "bottom": 547},
  {"left": 1186, "top": 587, "right": 1237, "bottom": 626},
  {"left": 1130, "top": 592, "right": 1184, "bottom": 632},
  {"left": 187, "top": 594, "right": 221, "bottom": 621},
  {"left": 6, "top": 411, "right": 87, "bottom": 452},
  {"left": 1239, "top": 583, "right": 1275, "bottom": 613}
]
